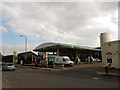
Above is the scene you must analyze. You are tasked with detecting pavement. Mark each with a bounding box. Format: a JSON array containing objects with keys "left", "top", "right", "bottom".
[
  {"left": 16, "top": 64, "right": 59, "bottom": 71},
  {"left": 16, "top": 63, "right": 120, "bottom": 77}
]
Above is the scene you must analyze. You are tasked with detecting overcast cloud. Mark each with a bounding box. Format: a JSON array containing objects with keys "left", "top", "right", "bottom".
[
  {"left": 1, "top": 43, "right": 38, "bottom": 55},
  {"left": 1, "top": 2, "right": 118, "bottom": 55}
]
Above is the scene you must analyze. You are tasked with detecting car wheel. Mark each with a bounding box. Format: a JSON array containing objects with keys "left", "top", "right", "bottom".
[
  {"left": 70, "top": 65, "right": 73, "bottom": 67},
  {"left": 13, "top": 69, "right": 15, "bottom": 71}
]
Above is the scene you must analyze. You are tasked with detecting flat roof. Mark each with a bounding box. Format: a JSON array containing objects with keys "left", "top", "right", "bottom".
[
  {"left": 33, "top": 42, "right": 101, "bottom": 52},
  {"left": 105, "top": 40, "right": 120, "bottom": 43}
]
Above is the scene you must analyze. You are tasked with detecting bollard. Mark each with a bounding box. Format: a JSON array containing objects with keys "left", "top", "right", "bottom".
[
  {"left": 54, "top": 64, "right": 55, "bottom": 69},
  {"left": 62, "top": 64, "right": 64, "bottom": 69}
]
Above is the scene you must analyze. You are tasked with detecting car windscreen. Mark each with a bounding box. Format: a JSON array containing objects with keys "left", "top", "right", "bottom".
[
  {"left": 6, "top": 64, "right": 14, "bottom": 66},
  {"left": 64, "top": 58, "right": 70, "bottom": 61}
]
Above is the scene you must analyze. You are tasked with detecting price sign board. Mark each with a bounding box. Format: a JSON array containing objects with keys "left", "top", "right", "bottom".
[{"left": 13, "top": 51, "right": 18, "bottom": 64}]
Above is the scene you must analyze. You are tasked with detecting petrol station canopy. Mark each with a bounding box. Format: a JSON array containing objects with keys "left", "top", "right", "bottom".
[{"left": 33, "top": 42, "right": 101, "bottom": 53}]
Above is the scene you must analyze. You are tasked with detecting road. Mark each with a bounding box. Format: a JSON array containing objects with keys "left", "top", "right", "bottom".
[{"left": 2, "top": 66, "right": 119, "bottom": 88}]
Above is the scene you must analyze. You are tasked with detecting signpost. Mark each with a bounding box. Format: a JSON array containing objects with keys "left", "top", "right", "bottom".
[
  {"left": 105, "top": 52, "right": 112, "bottom": 75},
  {"left": 13, "top": 51, "right": 18, "bottom": 65}
]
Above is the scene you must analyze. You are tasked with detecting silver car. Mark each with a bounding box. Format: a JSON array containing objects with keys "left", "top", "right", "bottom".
[{"left": 2, "top": 63, "right": 15, "bottom": 71}]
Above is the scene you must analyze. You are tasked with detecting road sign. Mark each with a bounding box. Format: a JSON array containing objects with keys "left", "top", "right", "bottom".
[
  {"left": 106, "top": 52, "right": 112, "bottom": 63},
  {"left": 106, "top": 52, "right": 112, "bottom": 59}
]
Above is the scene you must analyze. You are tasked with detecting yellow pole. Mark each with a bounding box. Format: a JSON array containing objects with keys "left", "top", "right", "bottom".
[
  {"left": 54, "top": 64, "right": 55, "bottom": 69},
  {"left": 47, "top": 60, "right": 48, "bottom": 67},
  {"left": 46, "top": 52, "right": 48, "bottom": 67},
  {"left": 62, "top": 64, "right": 64, "bottom": 68}
]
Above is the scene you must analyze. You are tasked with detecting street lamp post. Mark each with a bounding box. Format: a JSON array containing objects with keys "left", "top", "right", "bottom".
[
  {"left": 20, "top": 35, "right": 27, "bottom": 65},
  {"left": 20, "top": 35, "right": 27, "bottom": 52}
]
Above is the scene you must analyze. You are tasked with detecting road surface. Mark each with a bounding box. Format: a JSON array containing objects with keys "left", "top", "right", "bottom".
[{"left": 2, "top": 66, "right": 119, "bottom": 88}]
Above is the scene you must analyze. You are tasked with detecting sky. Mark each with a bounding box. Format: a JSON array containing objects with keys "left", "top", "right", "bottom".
[{"left": 0, "top": 1, "right": 119, "bottom": 55}]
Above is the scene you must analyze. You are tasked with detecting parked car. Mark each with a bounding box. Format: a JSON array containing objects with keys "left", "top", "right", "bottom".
[
  {"left": 2, "top": 63, "right": 15, "bottom": 71},
  {"left": 93, "top": 58, "right": 101, "bottom": 62},
  {"left": 80, "top": 58, "right": 88, "bottom": 62}
]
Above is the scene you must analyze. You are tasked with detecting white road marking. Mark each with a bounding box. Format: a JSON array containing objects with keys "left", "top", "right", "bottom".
[
  {"left": 3, "top": 78, "right": 10, "bottom": 83},
  {"left": 92, "top": 77, "right": 100, "bottom": 80}
]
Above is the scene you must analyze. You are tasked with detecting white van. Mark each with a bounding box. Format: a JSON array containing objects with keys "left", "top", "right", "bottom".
[{"left": 48, "top": 56, "right": 74, "bottom": 66}]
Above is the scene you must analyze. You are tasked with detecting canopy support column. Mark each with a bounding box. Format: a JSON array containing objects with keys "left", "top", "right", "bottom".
[
  {"left": 75, "top": 51, "right": 80, "bottom": 64},
  {"left": 57, "top": 48, "right": 59, "bottom": 56}
]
